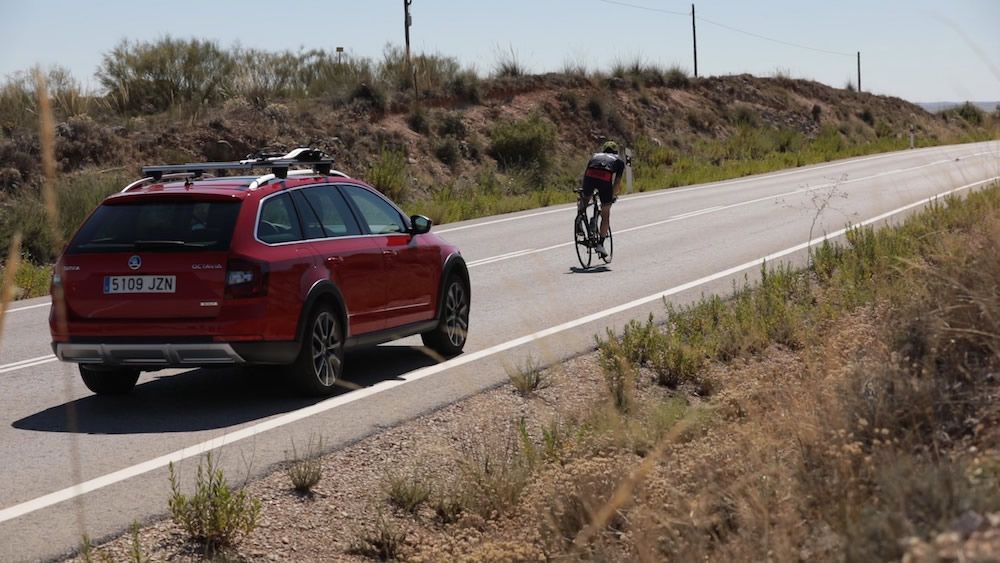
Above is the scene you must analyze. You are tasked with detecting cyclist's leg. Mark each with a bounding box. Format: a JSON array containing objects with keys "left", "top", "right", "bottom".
[
  {"left": 579, "top": 181, "right": 596, "bottom": 215},
  {"left": 597, "top": 184, "right": 614, "bottom": 240}
]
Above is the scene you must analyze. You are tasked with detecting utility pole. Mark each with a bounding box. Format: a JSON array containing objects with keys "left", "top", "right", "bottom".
[
  {"left": 691, "top": 4, "right": 698, "bottom": 78},
  {"left": 856, "top": 51, "right": 861, "bottom": 93},
  {"left": 404, "top": 0, "right": 412, "bottom": 65},
  {"left": 404, "top": 0, "right": 417, "bottom": 99}
]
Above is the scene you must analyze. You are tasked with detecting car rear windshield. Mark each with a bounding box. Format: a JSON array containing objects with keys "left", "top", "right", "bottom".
[{"left": 67, "top": 200, "right": 242, "bottom": 254}]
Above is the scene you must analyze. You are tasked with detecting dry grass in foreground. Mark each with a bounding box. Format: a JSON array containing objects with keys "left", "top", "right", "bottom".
[{"left": 69, "top": 185, "right": 1000, "bottom": 562}]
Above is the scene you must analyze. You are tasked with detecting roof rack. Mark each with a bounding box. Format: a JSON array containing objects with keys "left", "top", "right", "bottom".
[{"left": 140, "top": 148, "right": 335, "bottom": 182}]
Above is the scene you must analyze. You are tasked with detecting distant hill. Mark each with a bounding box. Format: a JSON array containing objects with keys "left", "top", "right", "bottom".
[{"left": 918, "top": 101, "right": 999, "bottom": 113}]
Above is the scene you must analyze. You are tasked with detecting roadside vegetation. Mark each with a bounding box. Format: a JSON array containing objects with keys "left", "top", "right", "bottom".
[
  {"left": 2, "top": 39, "right": 997, "bottom": 300},
  {"left": 65, "top": 182, "right": 1000, "bottom": 563},
  {"left": 167, "top": 454, "right": 261, "bottom": 555},
  {"left": 364, "top": 182, "right": 1000, "bottom": 560}
]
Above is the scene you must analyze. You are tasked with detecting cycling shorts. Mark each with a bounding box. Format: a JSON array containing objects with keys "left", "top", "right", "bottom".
[{"left": 581, "top": 168, "right": 615, "bottom": 205}]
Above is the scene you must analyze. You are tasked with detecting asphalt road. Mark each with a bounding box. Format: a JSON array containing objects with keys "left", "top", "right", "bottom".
[{"left": 2, "top": 141, "right": 998, "bottom": 561}]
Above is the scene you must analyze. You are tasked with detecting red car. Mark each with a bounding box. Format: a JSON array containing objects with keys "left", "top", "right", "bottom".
[{"left": 50, "top": 149, "right": 470, "bottom": 396}]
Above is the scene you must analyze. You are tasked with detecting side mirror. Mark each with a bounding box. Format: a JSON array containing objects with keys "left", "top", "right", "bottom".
[{"left": 409, "top": 215, "right": 432, "bottom": 235}]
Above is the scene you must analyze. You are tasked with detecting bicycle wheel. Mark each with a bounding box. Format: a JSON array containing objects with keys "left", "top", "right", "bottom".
[
  {"left": 574, "top": 213, "right": 592, "bottom": 269},
  {"left": 600, "top": 228, "right": 613, "bottom": 264}
]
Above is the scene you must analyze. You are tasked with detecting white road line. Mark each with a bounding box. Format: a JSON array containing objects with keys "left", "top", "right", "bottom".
[
  {"left": 0, "top": 355, "right": 58, "bottom": 374},
  {"left": 467, "top": 155, "right": 997, "bottom": 269},
  {"left": 436, "top": 146, "right": 996, "bottom": 234},
  {"left": 2, "top": 174, "right": 996, "bottom": 525},
  {"left": 4, "top": 302, "right": 51, "bottom": 314},
  {"left": 467, "top": 248, "right": 536, "bottom": 267}
]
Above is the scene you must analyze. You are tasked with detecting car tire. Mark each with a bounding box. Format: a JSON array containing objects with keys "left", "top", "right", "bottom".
[
  {"left": 292, "top": 303, "right": 344, "bottom": 396},
  {"left": 79, "top": 365, "right": 140, "bottom": 395},
  {"left": 421, "top": 274, "right": 470, "bottom": 357}
]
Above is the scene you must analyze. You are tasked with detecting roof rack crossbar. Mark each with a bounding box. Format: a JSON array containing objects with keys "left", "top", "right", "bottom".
[{"left": 141, "top": 148, "right": 334, "bottom": 182}]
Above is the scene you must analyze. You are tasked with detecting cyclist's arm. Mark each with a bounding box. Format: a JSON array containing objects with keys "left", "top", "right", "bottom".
[{"left": 611, "top": 173, "right": 624, "bottom": 199}]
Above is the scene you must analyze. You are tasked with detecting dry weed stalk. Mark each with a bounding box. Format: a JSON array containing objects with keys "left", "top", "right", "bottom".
[
  {"left": 0, "top": 233, "right": 23, "bottom": 343},
  {"left": 34, "top": 70, "right": 69, "bottom": 335}
]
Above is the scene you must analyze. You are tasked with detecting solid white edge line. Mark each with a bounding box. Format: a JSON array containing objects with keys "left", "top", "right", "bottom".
[
  {"left": 0, "top": 355, "right": 58, "bottom": 373},
  {"left": 4, "top": 302, "right": 51, "bottom": 314},
  {"left": 2, "top": 174, "right": 995, "bottom": 525}
]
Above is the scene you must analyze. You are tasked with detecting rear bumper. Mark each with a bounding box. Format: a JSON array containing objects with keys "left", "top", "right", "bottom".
[{"left": 52, "top": 340, "right": 299, "bottom": 368}]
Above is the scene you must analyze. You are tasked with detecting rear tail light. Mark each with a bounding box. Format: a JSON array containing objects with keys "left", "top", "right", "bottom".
[{"left": 225, "top": 258, "right": 268, "bottom": 298}]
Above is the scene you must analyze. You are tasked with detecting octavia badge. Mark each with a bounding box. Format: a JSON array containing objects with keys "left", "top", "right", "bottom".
[{"left": 128, "top": 255, "right": 142, "bottom": 270}]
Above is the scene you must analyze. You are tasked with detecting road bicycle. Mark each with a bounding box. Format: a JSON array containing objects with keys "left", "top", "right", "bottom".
[{"left": 573, "top": 188, "right": 613, "bottom": 269}]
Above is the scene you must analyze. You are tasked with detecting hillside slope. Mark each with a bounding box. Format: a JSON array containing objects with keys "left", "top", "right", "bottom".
[{"left": 1, "top": 72, "right": 992, "bottom": 198}]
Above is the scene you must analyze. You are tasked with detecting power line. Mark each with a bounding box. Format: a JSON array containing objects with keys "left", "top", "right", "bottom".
[
  {"left": 595, "top": 0, "right": 854, "bottom": 58},
  {"left": 696, "top": 15, "right": 854, "bottom": 57},
  {"left": 595, "top": 0, "right": 688, "bottom": 17}
]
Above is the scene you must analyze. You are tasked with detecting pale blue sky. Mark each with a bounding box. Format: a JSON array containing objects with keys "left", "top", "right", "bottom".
[{"left": 1, "top": 0, "right": 997, "bottom": 103}]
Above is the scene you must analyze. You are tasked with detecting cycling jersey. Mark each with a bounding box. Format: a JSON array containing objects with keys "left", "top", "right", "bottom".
[{"left": 581, "top": 152, "right": 625, "bottom": 205}]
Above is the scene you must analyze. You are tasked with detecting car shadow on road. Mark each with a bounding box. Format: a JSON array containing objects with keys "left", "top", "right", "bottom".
[{"left": 12, "top": 345, "right": 439, "bottom": 435}]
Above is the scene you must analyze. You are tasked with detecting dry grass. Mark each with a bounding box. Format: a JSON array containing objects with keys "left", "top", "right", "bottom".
[
  {"left": 383, "top": 470, "right": 432, "bottom": 514},
  {"left": 505, "top": 355, "right": 548, "bottom": 396},
  {"left": 285, "top": 436, "right": 324, "bottom": 494},
  {"left": 348, "top": 511, "right": 407, "bottom": 561}
]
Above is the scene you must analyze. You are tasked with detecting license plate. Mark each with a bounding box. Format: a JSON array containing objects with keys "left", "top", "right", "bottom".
[{"left": 103, "top": 275, "right": 176, "bottom": 294}]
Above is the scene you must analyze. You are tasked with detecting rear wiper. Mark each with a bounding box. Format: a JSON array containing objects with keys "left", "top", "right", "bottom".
[{"left": 133, "top": 240, "right": 195, "bottom": 249}]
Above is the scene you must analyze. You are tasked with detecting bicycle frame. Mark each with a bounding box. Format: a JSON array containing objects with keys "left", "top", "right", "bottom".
[{"left": 573, "top": 189, "right": 612, "bottom": 268}]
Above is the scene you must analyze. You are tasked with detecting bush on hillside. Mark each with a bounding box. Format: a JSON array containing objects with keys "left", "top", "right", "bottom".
[
  {"left": 98, "top": 37, "right": 236, "bottom": 115},
  {"left": 489, "top": 115, "right": 556, "bottom": 172}
]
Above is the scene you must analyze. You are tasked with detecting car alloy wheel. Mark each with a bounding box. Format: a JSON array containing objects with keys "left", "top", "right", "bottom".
[
  {"left": 310, "top": 311, "right": 342, "bottom": 387},
  {"left": 443, "top": 281, "right": 469, "bottom": 348}
]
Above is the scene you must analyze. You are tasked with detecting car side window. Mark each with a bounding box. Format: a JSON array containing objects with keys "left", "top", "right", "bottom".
[
  {"left": 257, "top": 193, "right": 303, "bottom": 244},
  {"left": 289, "top": 190, "right": 326, "bottom": 239},
  {"left": 341, "top": 185, "right": 406, "bottom": 235},
  {"left": 300, "top": 186, "right": 362, "bottom": 238}
]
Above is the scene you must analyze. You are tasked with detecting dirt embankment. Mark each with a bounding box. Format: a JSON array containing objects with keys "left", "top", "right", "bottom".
[{"left": 1, "top": 72, "right": 985, "bottom": 199}]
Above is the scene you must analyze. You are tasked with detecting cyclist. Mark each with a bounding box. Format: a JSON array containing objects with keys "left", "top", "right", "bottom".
[{"left": 578, "top": 140, "right": 626, "bottom": 258}]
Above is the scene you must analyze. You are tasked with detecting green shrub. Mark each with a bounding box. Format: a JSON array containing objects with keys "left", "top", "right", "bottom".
[
  {"left": 350, "top": 81, "right": 389, "bottom": 113},
  {"left": 954, "top": 101, "right": 984, "bottom": 125},
  {"left": 98, "top": 37, "right": 236, "bottom": 115},
  {"left": 597, "top": 337, "right": 637, "bottom": 414},
  {"left": 434, "top": 138, "right": 461, "bottom": 168},
  {"left": 0, "top": 66, "right": 93, "bottom": 133},
  {"left": 406, "top": 107, "right": 430, "bottom": 134},
  {"left": 729, "top": 105, "right": 759, "bottom": 127},
  {"left": 587, "top": 95, "right": 606, "bottom": 120},
  {"left": 436, "top": 112, "right": 467, "bottom": 138},
  {"left": 367, "top": 148, "right": 408, "bottom": 202},
  {"left": 489, "top": 115, "right": 556, "bottom": 172},
  {"left": 664, "top": 66, "right": 690, "bottom": 88},
  {"left": 2, "top": 259, "right": 52, "bottom": 300},
  {"left": 0, "top": 171, "right": 128, "bottom": 264},
  {"left": 811, "top": 104, "right": 822, "bottom": 122},
  {"left": 446, "top": 70, "right": 482, "bottom": 104},
  {"left": 167, "top": 454, "right": 261, "bottom": 550}
]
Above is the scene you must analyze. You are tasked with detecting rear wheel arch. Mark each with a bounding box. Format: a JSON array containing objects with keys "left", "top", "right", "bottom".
[
  {"left": 438, "top": 254, "right": 470, "bottom": 318},
  {"left": 297, "top": 281, "right": 349, "bottom": 344}
]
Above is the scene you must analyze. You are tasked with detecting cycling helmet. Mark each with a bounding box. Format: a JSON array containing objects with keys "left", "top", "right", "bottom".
[{"left": 601, "top": 140, "right": 619, "bottom": 154}]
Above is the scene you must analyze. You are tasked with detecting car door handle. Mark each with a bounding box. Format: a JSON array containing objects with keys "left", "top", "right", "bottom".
[
  {"left": 382, "top": 249, "right": 397, "bottom": 256},
  {"left": 326, "top": 256, "right": 344, "bottom": 264}
]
